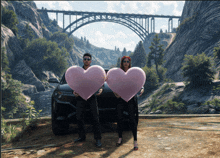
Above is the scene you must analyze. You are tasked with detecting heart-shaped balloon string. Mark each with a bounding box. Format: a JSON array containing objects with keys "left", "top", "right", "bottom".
[
  {"left": 65, "top": 65, "right": 106, "bottom": 100},
  {"left": 106, "top": 67, "right": 146, "bottom": 102}
]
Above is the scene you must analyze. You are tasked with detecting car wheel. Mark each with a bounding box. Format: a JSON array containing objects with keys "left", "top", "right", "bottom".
[{"left": 52, "top": 101, "right": 69, "bottom": 135}]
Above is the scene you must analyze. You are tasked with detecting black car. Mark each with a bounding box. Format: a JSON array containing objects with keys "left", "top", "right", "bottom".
[{"left": 49, "top": 69, "right": 139, "bottom": 135}]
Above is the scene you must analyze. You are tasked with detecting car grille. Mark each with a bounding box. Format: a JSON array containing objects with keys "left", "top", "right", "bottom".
[{"left": 58, "top": 95, "right": 73, "bottom": 103}]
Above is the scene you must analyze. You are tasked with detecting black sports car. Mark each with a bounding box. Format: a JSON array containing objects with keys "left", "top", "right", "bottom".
[{"left": 49, "top": 69, "right": 139, "bottom": 135}]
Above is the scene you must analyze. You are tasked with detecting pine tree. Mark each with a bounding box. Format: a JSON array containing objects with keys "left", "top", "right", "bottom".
[
  {"left": 116, "top": 57, "right": 121, "bottom": 67},
  {"left": 86, "top": 40, "right": 91, "bottom": 48},
  {"left": 132, "top": 41, "right": 147, "bottom": 68},
  {"left": 148, "top": 34, "right": 165, "bottom": 79},
  {"left": 122, "top": 47, "right": 127, "bottom": 56},
  {"left": 2, "top": 7, "right": 19, "bottom": 35}
]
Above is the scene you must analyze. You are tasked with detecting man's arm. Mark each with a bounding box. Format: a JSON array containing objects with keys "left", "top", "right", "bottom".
[{"left": 96, "top": 85, "right": 104, "bottom": 96}]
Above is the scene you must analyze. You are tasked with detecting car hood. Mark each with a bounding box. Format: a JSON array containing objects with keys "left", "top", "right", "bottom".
[
  {"left": 56, "top": 84, "right": 73, "bottom": 92},
  {"left": 56, "top": 82, "right": 113, "bottom": 93}
]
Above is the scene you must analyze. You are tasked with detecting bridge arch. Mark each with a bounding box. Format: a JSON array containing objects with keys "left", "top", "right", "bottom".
[{"left": 63, "top": 15, "right": 149, "bottom": 41}]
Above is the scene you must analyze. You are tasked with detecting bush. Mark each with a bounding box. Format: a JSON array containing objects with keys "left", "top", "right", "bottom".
[
  {"left": 214, "top": 46, "right": 220, "bottom": 59},
  {"left": 142, "top": 65, "right": 159, "bottom": 92},
  {"left": 17, "top": 23, "right": 35, "bottom": 49},
  {"left": 2, "top": 7, "right": 19, "bottom": 35},
  {"left": 24, "top": 38, "right": 69, "bottom": 77},
  {"left": 181, "top": 52, "right": 216, "bottom": 87},
  {"left": 176, "top": 12, "right": 198, "bottom": 34},
  {"left": 1, "top": 47, "right": 10, "bottom": 73},
  {"left": 205, "top": 98, "right": 220, "bottom": 109},
  {"left": 50, "top": 31, "right": 74, "bottom": 52},
  {"left": 156, "top": 100, "right": 185, "bottom": 114}
]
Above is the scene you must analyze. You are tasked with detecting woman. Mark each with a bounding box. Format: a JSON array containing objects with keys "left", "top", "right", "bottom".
[{"left": 114, "top": 56, "right": 144, "bottom": 151}]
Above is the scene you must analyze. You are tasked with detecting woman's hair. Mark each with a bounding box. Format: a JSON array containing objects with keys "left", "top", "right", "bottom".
[{"left": 120, "top": 56, "right": 131, "bottom": 71}]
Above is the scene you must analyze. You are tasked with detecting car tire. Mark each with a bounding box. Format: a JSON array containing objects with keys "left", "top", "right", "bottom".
[{"left": 52, "top": 101, "right": 69, "bottom": 135}]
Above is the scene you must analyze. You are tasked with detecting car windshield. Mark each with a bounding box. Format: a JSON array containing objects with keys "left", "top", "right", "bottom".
[{"left": 60, "top": 69, "right": 109, "bottom": 84}]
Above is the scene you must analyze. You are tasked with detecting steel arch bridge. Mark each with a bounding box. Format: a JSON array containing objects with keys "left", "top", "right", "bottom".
[
  {"left": 37, "top": 8, "right": 181, "bottom": 41},
  {"left": 65, "top": 14, "right": 149, "bottom": 41}
]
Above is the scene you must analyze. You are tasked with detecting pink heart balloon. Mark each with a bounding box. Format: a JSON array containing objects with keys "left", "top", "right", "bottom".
[
  {"left": 106, "top": 67, "right": 146, "bottom": 102},
  {"left": 65, "top": 65, "right": 106, "bottom": 100}
]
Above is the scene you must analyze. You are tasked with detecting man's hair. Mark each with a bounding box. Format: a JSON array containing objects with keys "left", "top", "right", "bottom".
[{"left": 83, "top": 53, "right": 92, "bottom": 59}]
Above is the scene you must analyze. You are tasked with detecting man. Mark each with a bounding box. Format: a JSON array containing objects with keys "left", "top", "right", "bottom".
[{"left": 73, "top": 53, "right": 103, "bottom": 147}]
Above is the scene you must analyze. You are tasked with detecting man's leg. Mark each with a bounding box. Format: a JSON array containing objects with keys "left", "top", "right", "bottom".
[
  {"left": 89, "top": 98, "right": 102, "bottom": 140},
  {"left": 76, "top": 100, "right": 86, "bottom": 140},
  {"left": 117, "top": 101, "right": 124, "bottom": 139}
]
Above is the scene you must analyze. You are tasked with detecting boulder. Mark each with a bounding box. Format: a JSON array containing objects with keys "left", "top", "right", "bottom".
[
  {"left": 209, "top": 108, "right": 216, "bottom": 114},
  {"left": 155, "top": 110, "right": 162, "bottom": 114},
  {"left": 187, "top": 104, "right": 209, "bottom": 114},
  {"left": 42, "top": 27, "right": 51, "bottom": 40},
  {"left": 11, "top": 60, "right": 45, "bottom": 92},
  {"left": 216, "top": 106, "right": 220, "bottom": 111},
  {"left": 1, "top": 25, "right": 25, "bottom": 67},
  {"left": 21, "top": 84, "right": 38, "bottom": 95}
]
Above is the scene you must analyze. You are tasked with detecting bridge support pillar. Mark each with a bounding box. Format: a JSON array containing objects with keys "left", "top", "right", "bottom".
[
  {"left": 168, "top": 18, "right": 174, "bottom": 33},
  {"left": 56, "top": 12, "right": 58, "bottom": 23},
  {"left": 151, "top": 17, "right": 155, "bottom": 33},
  {"left": 148, "top": 18, "right": 149, "bottom": 34},
  {"left": 63, "top": 13, "right": 64, "bottom": 29},
  {"left": 69, "top": 15, "right": 71, "bottom": 32}
]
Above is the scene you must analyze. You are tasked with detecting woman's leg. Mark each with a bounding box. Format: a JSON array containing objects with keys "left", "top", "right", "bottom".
[
  {"left": 127, "top": 100, "right": 137, "bottom": 141},
  {"left": 117, "top": 101, "right": 124, "bottom": 140}
]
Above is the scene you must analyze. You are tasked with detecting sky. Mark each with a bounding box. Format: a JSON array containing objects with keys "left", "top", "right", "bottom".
[{"left": 34, "top": 1, "right": 185, "bottom": 52}]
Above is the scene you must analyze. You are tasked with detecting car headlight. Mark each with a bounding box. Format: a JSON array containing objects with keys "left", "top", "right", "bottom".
[{"left": 54, "top": 91, "right": 63, "bottom": 98}]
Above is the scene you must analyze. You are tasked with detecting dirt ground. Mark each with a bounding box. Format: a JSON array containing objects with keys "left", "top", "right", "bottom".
[{"left": 1, "top": 117, "right": 220, "bottom": 158}]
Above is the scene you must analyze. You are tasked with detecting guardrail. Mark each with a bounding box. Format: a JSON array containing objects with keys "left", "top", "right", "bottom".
[{"left": 3, "top": 114, "right": 220, "bottom": 125}]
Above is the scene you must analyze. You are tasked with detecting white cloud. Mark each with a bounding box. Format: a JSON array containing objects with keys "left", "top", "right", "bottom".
[
  {"left": 57, "top": 1, "right": 73, "bottom": 11},
  {"left": 173, "top": 2, "right": 182, "bottom": 16},
  {"left": 105, "top": 1, "right": 121, "bottom": 12},
  {"left": 34, "top": 1, "right": 57, "bottom": 9},
  {"left": 141, "top": 2, "right": 161, "bottom": 14},
  {"left": 88, "top": 31, "right": 136, "bottom": 51}
]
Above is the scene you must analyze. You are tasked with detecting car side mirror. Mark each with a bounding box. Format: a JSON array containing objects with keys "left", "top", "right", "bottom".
[{"left": 48, "top": 77, "right": 59, "bottom": 83}]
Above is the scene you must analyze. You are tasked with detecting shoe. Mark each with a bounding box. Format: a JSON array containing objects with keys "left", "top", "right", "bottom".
[
  {"left": 134, "top": 146, "right": 138, "bottom": 150},
  {"left": 74, "top": 137, "right": 86, "bottom": 143},
  {"left": 95, "top": 139, "right": 102, "bottom": 148},
  {"left": 116, "top": 139, "right": 123, "bottom": 147}
]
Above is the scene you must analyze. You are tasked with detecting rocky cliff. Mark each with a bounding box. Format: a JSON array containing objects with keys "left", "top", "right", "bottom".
[
  {"left": 1, "top": 1, "right": 122, "bottom": 93},
  {"left": 143, "top": 32, "right": 175, "bottom": 56},
  {"left": 163, "top": 1, "right": 220, "bottom": 81}
]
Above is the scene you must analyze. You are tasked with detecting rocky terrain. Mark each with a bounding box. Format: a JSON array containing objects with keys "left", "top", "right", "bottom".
[
  {"left": 138, "top": 81, "right": 220, "bottom": 115},
  {"left": 163, "top": 1, "right": 220, "bottom": 81}
]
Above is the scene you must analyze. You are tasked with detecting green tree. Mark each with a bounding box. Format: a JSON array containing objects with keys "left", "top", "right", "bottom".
[
  {"left": 122, "top": 47, "right": 127, "bottom": 56},
  {"left": 116, "top": 57, "right": 121, "bottom": 67},
  {"left": 86, "top": 40, "right": 91, "bottom": 49},
  {"left": 24, "top": 38, "right": 69, "bottom": 77},
  {"left": 2, "top": 7, "right": 19, "bottom": 35},
  {"left": 1, "top": 47, "right": 10, "bottom": 73},
  {"left": 1, "top": 47, "right": 28, "bottom": 119},
  {"left": 18, "top": 23, "right": 35, "bottom": 49},
  {"left": 50, "top": 31, "right": 74, "bottom": 52},
  {"left": 181, "top": 52, "right": 216, "bottom": 87},
  {"left": 148, "top": 34, "right": 165, "bottom": 78},
  {"left": 213, "top": 45, "right": 220, "bottom": 59},
  {"left": 142, "top": 65, "right": 159, "bottom": 92},
  {"left": 132, "top": 41, "right": 147, "bottom": 68}
]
